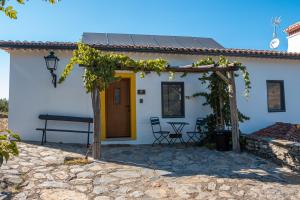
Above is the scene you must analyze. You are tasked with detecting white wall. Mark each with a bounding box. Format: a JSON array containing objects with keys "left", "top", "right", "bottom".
[
  {"left": 134, "top": 72, "right": 211, "bottom": 144},
  {"left": 128, "top": 53, "right": 210, "bottom": 144},
  {"left": 235, "top": 57, "right": 300, "bottom": 133},
  {"left": 8, "top": 50, "right": 300, "bottom": 144},
  {"left": 9, "top": 50, "right": 93, "bottom": 144},
  {"left": 287, "top": 32, "right": 300, "bottom": 52}
]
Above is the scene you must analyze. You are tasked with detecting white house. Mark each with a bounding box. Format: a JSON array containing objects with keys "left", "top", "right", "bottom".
[{"left": 1, "top": 22, "right": 300, "bottom": 145}]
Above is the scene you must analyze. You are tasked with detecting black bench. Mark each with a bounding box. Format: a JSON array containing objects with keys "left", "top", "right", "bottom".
[{"left": 36, "top": 114, "right": 93, "bottom": 147}]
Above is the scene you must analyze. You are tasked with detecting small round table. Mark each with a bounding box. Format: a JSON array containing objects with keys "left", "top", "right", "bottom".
[{"left": 167, "top": 122, "right": 189, "bottom": 144}]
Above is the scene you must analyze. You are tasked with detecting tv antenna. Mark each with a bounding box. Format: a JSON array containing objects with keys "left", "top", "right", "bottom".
[{"left": 269, "top": 17, "right": 281, "bottom": 49}]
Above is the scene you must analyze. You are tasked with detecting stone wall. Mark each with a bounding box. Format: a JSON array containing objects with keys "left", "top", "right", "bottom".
[
  {"left": 0, "top": 118, "right": 8, "bottom": 131},
  {"left": 245, "top": 135, "right": 300, "bottom": 171}
]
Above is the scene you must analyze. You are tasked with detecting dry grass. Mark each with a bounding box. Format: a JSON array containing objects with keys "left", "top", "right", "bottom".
[
  {"left": 64, "top": 156, "right": 92, "bottom": 165},
  {"left": 0, "top": 117, "right": 8, "bottom": 131}
]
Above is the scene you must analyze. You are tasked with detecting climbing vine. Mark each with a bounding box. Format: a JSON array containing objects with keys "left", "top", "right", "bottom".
[
  {"left": 191, "top": 57, "right": 251, "bottom": 133},
  {"left": 59, "top": 43, "right": 168, "bottom": 159},
  {"left": 59, "top": 43, "right": 250, "bottom": 157},
  {"left": 59, "top": 43, "right": 168, "bottom": 92}
]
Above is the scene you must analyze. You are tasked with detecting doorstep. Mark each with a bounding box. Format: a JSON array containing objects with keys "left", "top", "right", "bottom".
[{"left": 104, "top": 137, "right": 134, "bottom": 141}]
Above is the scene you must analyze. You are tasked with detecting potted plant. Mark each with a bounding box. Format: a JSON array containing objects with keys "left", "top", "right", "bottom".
[{"left": 214, "top": 129, "right": 231, "bottom": 151}]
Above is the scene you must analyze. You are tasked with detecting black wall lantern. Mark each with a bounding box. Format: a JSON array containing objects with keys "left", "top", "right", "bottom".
[{"left": 44, "top": 51, "right": 59, "bottom": 88}]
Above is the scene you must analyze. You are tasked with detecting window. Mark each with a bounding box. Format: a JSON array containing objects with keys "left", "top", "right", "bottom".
[
  {"left": 267, "top": 80, "right": 285, "bottom": 112},
  {"left": 114, "top": 88, "right": 121, "bottom": 105},
  {"left": 161, "top": 82, "right": 184, "bottom": 118}
]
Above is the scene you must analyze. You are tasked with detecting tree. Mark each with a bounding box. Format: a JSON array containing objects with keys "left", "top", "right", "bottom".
[
  {"left": 0, "top": 98, "right": 8, "bottom": 113},
  {"left": 0, "top": 0, "right": 59, "bottom": 19},
  {"left": 0, "top": 0, "right": 55, "bottom": 165},
  {"left": 59, "top": 43, "right": 168, "bottom": 159}
]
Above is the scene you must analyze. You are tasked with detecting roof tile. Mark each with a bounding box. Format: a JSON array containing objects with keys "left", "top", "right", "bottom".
[
  {"left": 1, "top": 40, "right": 300, "bottom": 59},
  {"left": 252, "top": 122, "right": 300, "bottom": 143}
]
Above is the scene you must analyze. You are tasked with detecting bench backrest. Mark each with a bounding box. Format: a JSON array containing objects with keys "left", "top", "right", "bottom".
[{"left": 39, "top": 114, "right": 93, "bottom": 123}]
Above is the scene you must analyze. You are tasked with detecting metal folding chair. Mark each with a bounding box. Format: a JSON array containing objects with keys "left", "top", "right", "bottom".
[
  {"left": 186, "top": 118, "right": 207, "bottom": 143},
  {"left": 150, "top": 117, "right": 170, "bottom": 146}
]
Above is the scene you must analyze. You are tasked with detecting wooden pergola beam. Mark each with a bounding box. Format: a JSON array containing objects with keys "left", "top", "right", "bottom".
[
  {"left": 166, "top": 66, "right": 239, "bottom": 73},
  {"left": 215, "top": 71, "right": 230, "bottom": 85},
  {"left": 227, "top": 71, "right": 240, "bottom": 152},
  {"left": 83, "top": 63, "right": 239, "bottom": 73},
  {"left": 171, "top": 64, "right": 241, "bottom": 152},
  {"left": 215, "top": 70, "right": 241, "bottom": 153},
  {"left": 129, "top": 63, "right": 241, "bottom": 152},
  {"left": 82, "top": 62, "right": 242, "bottom": 153}
]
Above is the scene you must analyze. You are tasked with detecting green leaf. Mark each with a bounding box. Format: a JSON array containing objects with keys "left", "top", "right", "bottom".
[
  {"left": 0, "top": 0, "right": 60, "bottom": 20},
  {"left": 0, "top": 129, "right": 21, "bottom": 166},
  {"left": 16, "top": 0, "right": 25, "bottom": 4},
  {"left": 5, "top": 6, "right": 17, "bottom": 19},
  {"left": 11, "top": 133, "right": 21, "bottom": 141},
  {"left": 0, "top": 135, "right": 7, "bottom": 140},
  {"left": 2, "top": 151, "right": 9, "bottom": 162}
]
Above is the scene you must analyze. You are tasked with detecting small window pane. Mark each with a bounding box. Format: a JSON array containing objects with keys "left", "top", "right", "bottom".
[
  {"left": 162, "top": 82, "right": 184, "bottom": 117},
  {"left": 267, "top": 81, "right": 285, "bottom": 112},
  {"left": 114, "top": 88, "right": 121, "bottom": 104}
]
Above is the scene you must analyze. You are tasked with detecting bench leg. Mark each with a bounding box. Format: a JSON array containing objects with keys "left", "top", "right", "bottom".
[
  {"left": 41, "top": 130, "right": 45, "bottom": 145},
  {"left": 44, "top": 131, "right": 47, "bottom": 144},
  {"left": 44, "top": 119, "right": 48, "bottom": 144},
  {"left": 87, "top": 123, "right": 91, "bottom": 148}
]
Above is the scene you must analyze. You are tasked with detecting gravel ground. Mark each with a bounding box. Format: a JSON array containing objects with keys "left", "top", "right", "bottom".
[{"left": 1, "top": 142, "right": 300, "bottom": 200}]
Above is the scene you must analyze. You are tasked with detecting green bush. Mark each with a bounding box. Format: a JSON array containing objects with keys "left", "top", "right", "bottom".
[
  {"left": 0, "top": 130, "right": 21, "bottom": 167},
  {"left": 0, "top": 98, "right": 8, "bottom": 113}
]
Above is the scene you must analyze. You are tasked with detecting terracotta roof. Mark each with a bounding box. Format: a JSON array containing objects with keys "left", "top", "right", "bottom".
[
  {"left": 0, "top": 41, "right": 76, "bottom": 50},
  {"left": 1, "top": 40, "right": 300, "bottom": 60},
  {"left": 252, "top": 122, "right": 300, "bottom": 143},
  {"left": 285, "top": 22, "right": 300, "bottom": 36}
]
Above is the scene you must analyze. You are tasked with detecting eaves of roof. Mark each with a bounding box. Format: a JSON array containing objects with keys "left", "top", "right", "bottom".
[{"left": 1, "top": 40, "right": 300, "bottom": 60}]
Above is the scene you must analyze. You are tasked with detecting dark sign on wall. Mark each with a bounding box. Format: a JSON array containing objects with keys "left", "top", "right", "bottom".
[{"left": 137, "top": 89, "right": 146, "bottom": 95}]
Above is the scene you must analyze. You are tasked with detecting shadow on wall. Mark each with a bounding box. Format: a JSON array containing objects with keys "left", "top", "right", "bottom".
[{"left": 24, "top": 141, "right": 300, "bottom": 185}]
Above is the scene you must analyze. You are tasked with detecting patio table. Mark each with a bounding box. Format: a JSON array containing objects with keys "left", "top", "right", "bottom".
[{"left": 167, "top": 122, "right": 189, "bottom": 145}]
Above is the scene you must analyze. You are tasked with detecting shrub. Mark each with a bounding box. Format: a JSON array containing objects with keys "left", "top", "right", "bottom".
[
  {"left": 0, "top": 130, "right": 21, "bottom": 167},
  {"left": 0, "top": 98, "right": 8, "bottom": 113}
]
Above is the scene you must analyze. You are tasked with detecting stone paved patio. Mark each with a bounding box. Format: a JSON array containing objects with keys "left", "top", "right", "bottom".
[{"left": 1, "top": 142, "right": 300, "bottom": 200}]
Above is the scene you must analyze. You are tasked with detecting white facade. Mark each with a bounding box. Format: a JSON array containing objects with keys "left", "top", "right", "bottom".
[
  {"left": 8, "top": 49, "right": 300, "bottom": 144},
  {"left": 287, "top": 32, "right": 300, "bottom": 52}
]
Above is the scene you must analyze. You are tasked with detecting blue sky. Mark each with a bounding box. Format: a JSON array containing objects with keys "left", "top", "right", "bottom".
[{"left": 1, "top": 0, "right": 299, "bottom": 98}]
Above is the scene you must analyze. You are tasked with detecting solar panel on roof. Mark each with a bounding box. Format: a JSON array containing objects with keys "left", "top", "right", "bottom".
[
  {"left": 82, "top": 33, "right": 224, "bottom": 49},
  {"left": 107, "top": 33, "right": 134, "bottom": 46},
  {"left": 153, "top": 36, "right": 182, "bottom": 48},
  {"left": 131, "top": 34, "right": 159, "bottom": 47},
  {"left": 82, "top": 33, "right": 108, "bottom": 45}
]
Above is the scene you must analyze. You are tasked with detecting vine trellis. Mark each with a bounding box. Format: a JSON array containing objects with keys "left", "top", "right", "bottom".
[
  {"left": 59, "top": 43, "right": 251, "bottom": 159},
  {"left": 189, "top": 57, "right": 251, "bottom": 146}
]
